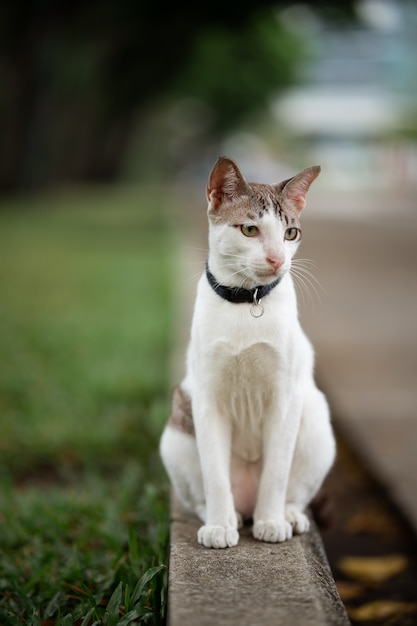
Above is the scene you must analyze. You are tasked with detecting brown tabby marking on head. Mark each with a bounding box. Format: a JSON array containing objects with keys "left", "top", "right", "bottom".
[
  {"left": 168, "top": 385, "right": 195, "bottom": 436},
  {"left": 206, "top": 157, "right": 319, "bottom": 229}
]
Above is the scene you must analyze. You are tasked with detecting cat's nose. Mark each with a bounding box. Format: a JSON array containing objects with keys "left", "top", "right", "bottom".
[{"left": 266, "top": 256, "right": 284, "bottom": 271}]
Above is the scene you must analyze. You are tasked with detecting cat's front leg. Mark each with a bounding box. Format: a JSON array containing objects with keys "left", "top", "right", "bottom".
[
  {"left": 253, "top": 403, "right": 301, "bottom": 543},
  {"left": 194, "top": 403, "right": 239, "bottom": 549},
  {"left": 196, "top": 485, "right": 240, "bottom": 549},
  {"left": 285, "top": 504, "right": 310, "bottom": 534},
  {"left": 252, "top": 457, "right": 293, "bottom": 543}
]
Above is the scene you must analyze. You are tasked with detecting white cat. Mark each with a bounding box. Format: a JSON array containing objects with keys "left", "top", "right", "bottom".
[{"left": 160, "top": 157, "right": 335, "bottom": 549}]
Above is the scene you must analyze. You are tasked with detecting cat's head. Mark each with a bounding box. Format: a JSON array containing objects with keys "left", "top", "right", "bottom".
[{"left": 206, "top": 156, "right": 320, "bottom": 288}]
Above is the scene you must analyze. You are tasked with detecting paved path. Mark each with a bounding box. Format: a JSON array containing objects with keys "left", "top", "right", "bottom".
[
  {"left": 299, "top": 188, "right": 417, "bottom": 532},
  {"left": 167, "top": 497, "right": 350, "bottom": 626}
]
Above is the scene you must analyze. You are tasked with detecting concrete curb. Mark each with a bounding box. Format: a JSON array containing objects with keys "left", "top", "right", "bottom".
[{"left": 167, "top": 497, "right": 350, "bottom": 626}]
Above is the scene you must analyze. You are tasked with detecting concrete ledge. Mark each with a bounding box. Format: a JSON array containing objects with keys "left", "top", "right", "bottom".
[{"left": 167, "top": 498, "right": 350, "bottom": 626}]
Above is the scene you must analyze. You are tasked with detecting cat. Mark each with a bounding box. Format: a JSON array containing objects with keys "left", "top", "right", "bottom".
[{"left": 160, "top": 156, "right": 335, "bottom": 549}]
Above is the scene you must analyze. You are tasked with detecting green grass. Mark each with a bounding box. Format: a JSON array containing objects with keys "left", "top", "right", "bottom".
[{"left": 0, "top": 185, "right": 174, "bottom": 624}]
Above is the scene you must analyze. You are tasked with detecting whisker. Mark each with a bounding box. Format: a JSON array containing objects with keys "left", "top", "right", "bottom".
[
  {"left": 291, "top": 268, "right": 312, "bottom": 308},
  {"left": 180, "top": 271, "right": 204, "bottom": 287},
  {"left": 183, "top": 246, "right": 209, "bottom": 253},
  {"left": 299, "top": 268, "right": 326, "bottom": 298},
  {"left": 290, "top": 258, "right": 325, "bottom": 308},
  {"left": 180, "top": 263, "right": 249, "bottom": 289},
  {"left": 293, "top": 257, "right": 317, "bottom": 268},
  {"left": 184, "top": 247, "right": 250, "bottom": 263},
  {"left": 292, "top": 268, "right": 322, "bottom": 306},
  {"left": 292, "top": 259, "right": 325, "bottom": 292},
  {"left": 179, "top": 257, "right": 205, "bottom": 285},
  {"left": 182, "top": 259, "right": 208, "bottom": 267}
]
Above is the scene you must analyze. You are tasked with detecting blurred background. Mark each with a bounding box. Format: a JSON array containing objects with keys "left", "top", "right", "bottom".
[
  {"left": 1, "top": 0, "right": 417, "bottom": 623},
  {"left": 1, "top": 0, "right": 416, "bottom": 193}
]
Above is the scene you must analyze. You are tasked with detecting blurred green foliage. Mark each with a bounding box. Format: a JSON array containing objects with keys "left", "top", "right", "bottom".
[
  {"left": 0, "top": 185, "right": 173, "bottom": 623},
  {"left": 0, "top": 187, "right": 171, "bottom": 472},
  {"left": 172, "top": 11, "right": 307, "bottom": 135},
  {"left": 0, "top": 0, "right": 355, "bottom": 191}
]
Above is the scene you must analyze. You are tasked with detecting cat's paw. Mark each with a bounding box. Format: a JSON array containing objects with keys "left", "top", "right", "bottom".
[
  {"left": 285, "top": 505, "right": 310, "bottom": 535},
  {"left": 252, "top": 519, "right": 293, "bottom": 543},
  {"left": 197, "top": 524, "right": 239, "bottom": 549}
]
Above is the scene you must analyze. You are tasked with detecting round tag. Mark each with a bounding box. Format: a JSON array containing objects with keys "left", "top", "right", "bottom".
[{"left": 250, "top": 303, "right": 264, "bottom": 318}]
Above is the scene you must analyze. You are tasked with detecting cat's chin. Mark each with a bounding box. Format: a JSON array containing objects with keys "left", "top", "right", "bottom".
[{"left": 255, "top": 270, "right": 285, "bottom": 284}]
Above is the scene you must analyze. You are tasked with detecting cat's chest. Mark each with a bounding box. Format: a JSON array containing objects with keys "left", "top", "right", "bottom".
[{"left": 211, "top": 341, "right": 279, "bottom": 461}]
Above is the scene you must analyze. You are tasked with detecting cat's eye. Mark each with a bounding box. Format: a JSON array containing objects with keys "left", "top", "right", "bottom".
[
  {"left": 285, "top": 227, "right": 300, "bottom": 241},
  {"left": 241, "top": 224, "right": 259, "bottom": 237}
]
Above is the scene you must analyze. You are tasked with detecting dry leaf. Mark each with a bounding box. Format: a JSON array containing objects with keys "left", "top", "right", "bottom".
[
  {"left": 348, "top": 600, "right": 417, "bottom": 622},
  {"left": 338, "top": 554, "right": 408, "bottom": 583},
  {"left": 343, "top": 511, "right": 400, "bottom": 537},
  {"left": 335, "top": 580, "right": 366, "bottom": 601}
]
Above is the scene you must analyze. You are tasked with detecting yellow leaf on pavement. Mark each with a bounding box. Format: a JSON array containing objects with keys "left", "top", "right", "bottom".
[
  {"left": 338, "top": 554, "right": 407, "bottom": 583},
  {"left": 343, "top": 511, "right": 400, "bottom": 537},
  {"left": 349, "top": 600, "right": 417, "bottom": 622}
]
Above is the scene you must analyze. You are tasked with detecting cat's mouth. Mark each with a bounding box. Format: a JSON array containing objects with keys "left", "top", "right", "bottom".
[{"left": 256, "top": 268, "right": 286, "bottom": 282}]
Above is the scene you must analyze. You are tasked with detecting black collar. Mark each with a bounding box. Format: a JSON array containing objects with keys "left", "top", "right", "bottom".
[{"left": 205, "top": 261, "right": 281, "bottom": 304}]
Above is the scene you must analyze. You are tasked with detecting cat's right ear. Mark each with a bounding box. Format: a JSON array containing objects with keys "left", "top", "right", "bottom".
[
  {"left": 280, "top": 166, "right": 321, "bottom": 213},
  {"left": 207, "top": 157, "right": 249, "bottom": 211}
]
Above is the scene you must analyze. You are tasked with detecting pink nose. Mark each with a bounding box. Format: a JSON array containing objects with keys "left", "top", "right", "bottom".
[{"left": 266, "top": 256, "right": 284, "bottom": 271}]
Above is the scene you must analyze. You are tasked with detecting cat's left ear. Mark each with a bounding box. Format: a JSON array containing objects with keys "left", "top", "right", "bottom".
[
  {"left": 279, "top": 165, "right": 321, "bottom": 213},
  {"left": 206, "top": 156, "right": 250, "bottom": 211}
]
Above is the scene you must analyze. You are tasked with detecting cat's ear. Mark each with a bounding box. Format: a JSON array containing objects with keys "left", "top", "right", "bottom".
[
  {"left": 279, "top": 165, "right": 321, "bottom": 213},
  {"left": 207, "top": 157, "right": 250, "bottom": 211}
]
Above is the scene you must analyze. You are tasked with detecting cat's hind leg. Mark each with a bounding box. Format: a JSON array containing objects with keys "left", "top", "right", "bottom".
[
  {"left": 286, "top": 385, "right": 335, "bottom": 534},
  {"left": 159, "top": 425, "right": 206, "bottom": 522}
]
